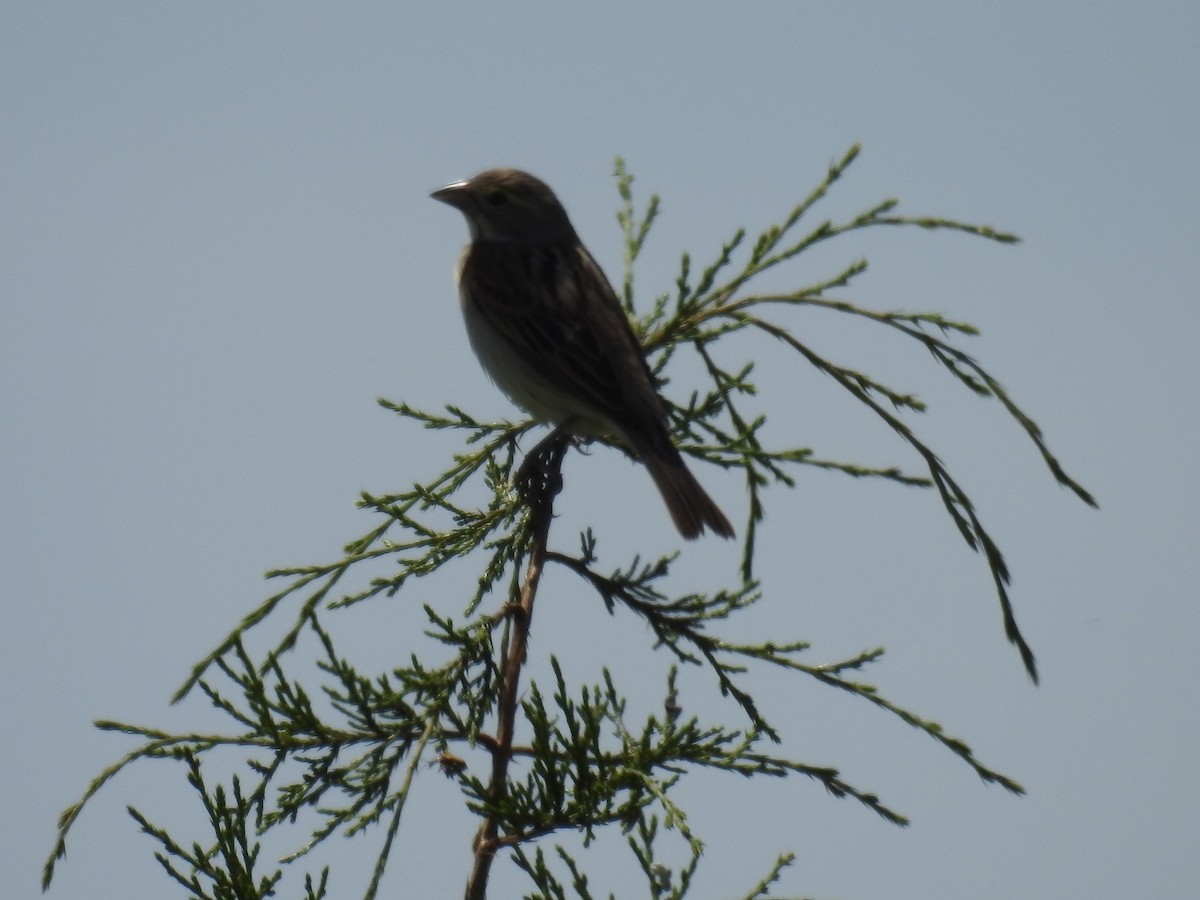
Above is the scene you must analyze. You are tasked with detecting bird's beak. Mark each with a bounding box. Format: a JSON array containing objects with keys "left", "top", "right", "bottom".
[{"left": 430, "top": 180, "right": 471, "bottom": 209}]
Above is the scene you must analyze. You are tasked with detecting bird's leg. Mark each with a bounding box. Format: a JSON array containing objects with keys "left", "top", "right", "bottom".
[{"left": 515, "top": 425, "right": 571, "bottom": 505}]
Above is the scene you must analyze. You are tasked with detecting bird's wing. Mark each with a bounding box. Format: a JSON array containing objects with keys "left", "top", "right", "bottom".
[{"left": 462, "top": 241, "right": 668, "bottom": 442}]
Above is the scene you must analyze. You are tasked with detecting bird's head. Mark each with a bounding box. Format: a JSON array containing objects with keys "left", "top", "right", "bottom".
[{"left": 431, "top": 169, "right": 578, "bottom": 245}]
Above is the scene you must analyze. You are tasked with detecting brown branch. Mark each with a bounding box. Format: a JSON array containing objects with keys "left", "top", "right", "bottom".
[{"left": 464, "top": 432, "right": 567, "bottom": 900}]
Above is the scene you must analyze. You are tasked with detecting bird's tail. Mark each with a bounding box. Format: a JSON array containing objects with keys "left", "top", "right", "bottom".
[{"left": 642, "top": 450, "right": 735, "bottom": 541}]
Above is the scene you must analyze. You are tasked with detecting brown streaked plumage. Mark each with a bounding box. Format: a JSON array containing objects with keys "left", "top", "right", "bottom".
[{"left": 432, "top": 168, "right": 734, "bottom": 540}]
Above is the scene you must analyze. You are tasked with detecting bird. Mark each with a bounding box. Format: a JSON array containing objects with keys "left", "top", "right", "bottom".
[{"left": 431, "top": 168, "right": 734, "bottom": 540}]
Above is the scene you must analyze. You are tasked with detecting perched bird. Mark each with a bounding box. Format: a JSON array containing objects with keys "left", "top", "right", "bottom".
[{"left": 432, "top": 168, "right": 734, "bottom": 540}]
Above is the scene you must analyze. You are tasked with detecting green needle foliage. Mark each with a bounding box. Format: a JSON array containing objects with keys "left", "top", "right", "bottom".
[{"left": 44, "top": 146, "right": 1095, "bottom": 899}]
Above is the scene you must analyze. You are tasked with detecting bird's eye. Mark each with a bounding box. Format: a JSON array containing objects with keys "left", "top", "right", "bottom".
[{"left": 485, "top": 190, "right": 508, "bottom": 207}]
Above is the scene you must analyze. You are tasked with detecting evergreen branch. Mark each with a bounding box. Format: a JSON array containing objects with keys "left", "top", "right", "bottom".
[
  {"left": 717, "top": 645, "right": 1025, "bottom": 793},
  {"left": 726, "top": 292, "right": 1097, "bottom": 506},
  {"left": 546, "top": 548, "right": 779, "bottom": 738},
  {"left": 362, "top": 718, "right": 435, "bottom": 900},
  {"left": 172, "top": 419, "right": 527, "bottom": 704},
  {"left": 739, "top": 853, "right": 805, "bottom": 900},
  {"left": 614, "top": 156, "right": 660, "bottom": 314},
  {"left": 127, "top": 757, "right": 288, "bottom": 900},
  {"left": 745, "top": 312, "right": 1039, "bottom": 680}
]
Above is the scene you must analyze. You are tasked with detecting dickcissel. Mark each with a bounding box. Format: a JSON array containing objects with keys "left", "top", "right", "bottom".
[{"left": 432, "top": 169, "right": 733, "bottom": 540}]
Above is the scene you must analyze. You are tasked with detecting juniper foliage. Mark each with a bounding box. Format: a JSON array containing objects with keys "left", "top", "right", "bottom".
[{"left": 44, "top": 146, "right": 1094, "bottom": 899}]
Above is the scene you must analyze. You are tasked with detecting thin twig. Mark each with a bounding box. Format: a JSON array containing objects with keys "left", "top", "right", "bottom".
[{"left": 464, "top": 435, "right": 567, "bottom": 900}]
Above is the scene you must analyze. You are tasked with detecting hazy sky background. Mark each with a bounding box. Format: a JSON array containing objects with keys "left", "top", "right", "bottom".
[{"left": 4, "top": 3, "right": 1197, "bottom": 898}]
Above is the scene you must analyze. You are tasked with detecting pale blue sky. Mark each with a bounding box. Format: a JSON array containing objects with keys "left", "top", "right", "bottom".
[{"left": 4, "top": 3, "right": 1197, "bottom": 898}]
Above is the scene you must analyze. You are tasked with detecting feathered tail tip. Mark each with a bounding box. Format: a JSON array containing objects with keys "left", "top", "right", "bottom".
[{"left": 644, "top": 456, "right": 735, "bottom": 541}]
